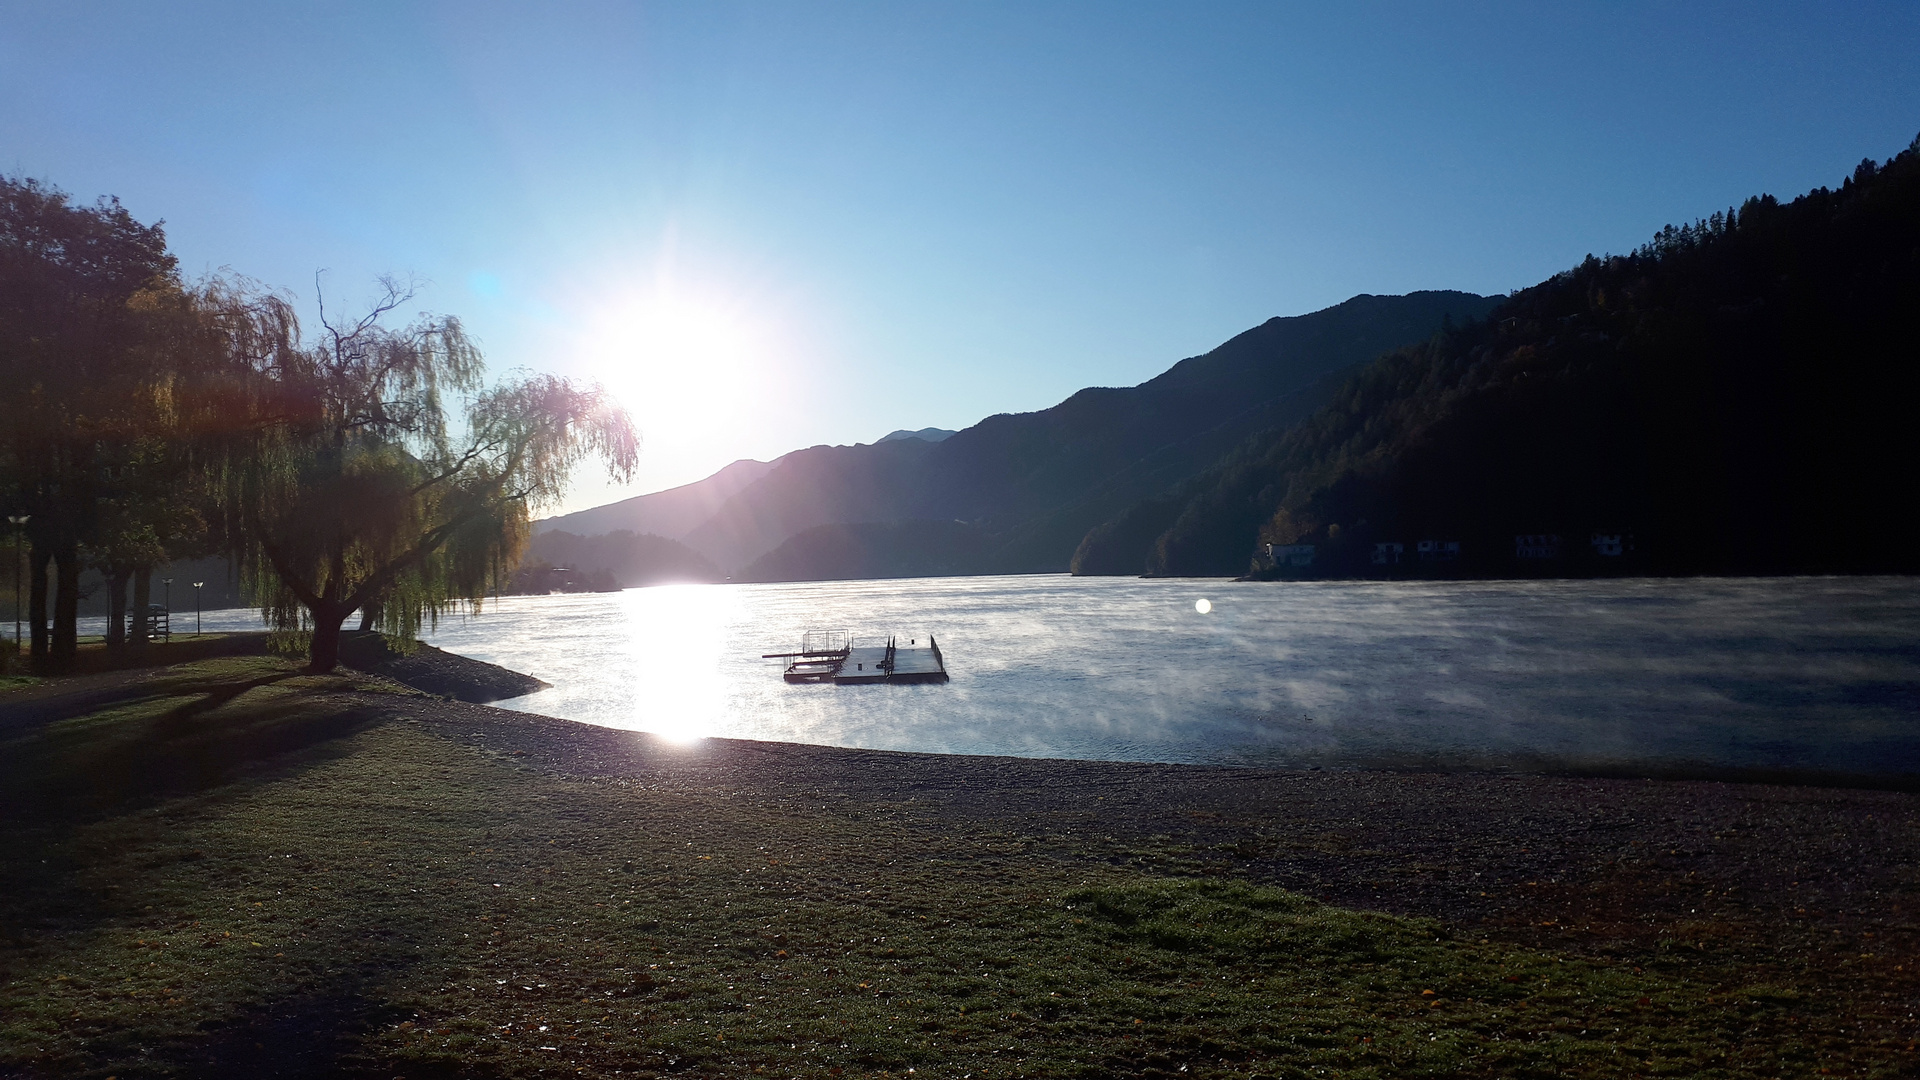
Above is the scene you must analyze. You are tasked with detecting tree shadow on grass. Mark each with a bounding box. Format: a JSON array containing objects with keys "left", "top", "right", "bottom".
[
  {"left": 157, "top": 982, "right": 503, "bottom": 1080},
  {"left": 0, "top": 665, "right": 395, "bottom": 824},
  {"left": 0, "top": 665, "right": 404, "bottom": 958},
  {"left": 0, "top": 666, "right": 463, "bottom": 1078}
]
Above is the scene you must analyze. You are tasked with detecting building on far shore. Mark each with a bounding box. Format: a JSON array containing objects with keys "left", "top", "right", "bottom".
[
  {"left": 1515, "top": 533, "right": 1562, "bottom": 559},
  {"left": 1591, "top": 532, "right": 1629, "bottom": 557},
  {"left": 1371, "top": 542, "right": 1405, "bottom": 565},
  {"left": 1418, "top": 540, "right": 1461, "bottom": 562},
  {"left": 1274, "top": 543, "right": 1316, "bottom": 568},
  {"left": 1260, "top": 542, "right": 1317, "bottom": 569}
]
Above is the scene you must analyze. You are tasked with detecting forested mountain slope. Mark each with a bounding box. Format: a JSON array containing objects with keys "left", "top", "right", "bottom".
[{"left": 1075, "top": 136, "right": 1920, "bottom": 577}]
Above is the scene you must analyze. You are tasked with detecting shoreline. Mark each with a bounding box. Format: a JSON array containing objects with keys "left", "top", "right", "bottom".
[
  {"left": 12, "top": 630, "right": 1917, "bottom": 795},
  {"left": 2, "top": 647, "right": 1914, "bottom": 1076},
  {"left": 17, "top": 636, "right": 1918, "bottom": 950},
  {"left": 416, "top": 692, "right": 1920, "bottom": 959}
]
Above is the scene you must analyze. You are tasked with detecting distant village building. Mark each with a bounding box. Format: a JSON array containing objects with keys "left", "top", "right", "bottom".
[
  {"left": 1371, "top": 542, "right": 1405, "bottom": 565},
  {"left": 1258, "top": 542, "right": 1318, "bottom": 569},
  {"left": 1273, "top": 544, "right": 1317, "bottom": 568},
  {"left": 1514, "top": 533, "right": 1562, "bottom": 559},
  {"left": 1591, "top": 532, "right": 1627, "bottom": 557},
  {"left": 1417, "top": 540, "right": 1461, "bottom": 562}
]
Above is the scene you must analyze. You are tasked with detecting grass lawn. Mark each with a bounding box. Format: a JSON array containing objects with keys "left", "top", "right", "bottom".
[{"left": 0, "top": 655, "right": 1902, "bottom": 1078}]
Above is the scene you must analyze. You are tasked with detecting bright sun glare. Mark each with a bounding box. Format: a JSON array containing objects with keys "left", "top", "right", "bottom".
[
  {"left": 568, "top": 267, "right": 809, "bottom": 498},
  {"left": 618, "top": 583, "right": 737, "bottom": 743},
  {"left": 587, "top": 292, "right": 762, "bottom": 422}
]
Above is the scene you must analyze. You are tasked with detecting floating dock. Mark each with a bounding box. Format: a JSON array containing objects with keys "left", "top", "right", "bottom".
[{"left": 761, "top": 629, "right": 949, "bottom": 685}]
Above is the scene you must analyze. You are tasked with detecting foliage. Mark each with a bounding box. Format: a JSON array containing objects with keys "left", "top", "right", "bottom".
[
  {"left": 2, "top": 174, "right": 638, "bottom": 669},
  {"left": 209, "top": 277, "right": 638, "bottom": 670},
  {"left": 0, "top": 175, "right": 189, "bottom": 665}
]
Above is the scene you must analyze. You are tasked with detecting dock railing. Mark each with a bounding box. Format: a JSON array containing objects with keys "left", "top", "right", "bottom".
[{"left": 762, "top": 629, "right": 852, "bottom": 661}]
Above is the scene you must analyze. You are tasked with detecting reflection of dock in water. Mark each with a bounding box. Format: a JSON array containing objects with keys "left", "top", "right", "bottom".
[{"left": 761, "top": 629, "right": 948, "bottom": 685}]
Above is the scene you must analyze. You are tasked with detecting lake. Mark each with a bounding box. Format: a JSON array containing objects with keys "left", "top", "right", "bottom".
[{"left": 139, "top": 574, "right": 1920, "bottom": 782}]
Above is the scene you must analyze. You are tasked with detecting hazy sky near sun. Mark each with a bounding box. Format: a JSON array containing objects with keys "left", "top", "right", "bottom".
[{"left": 4, "top": 2, "right": 1918, "bottom": 514}]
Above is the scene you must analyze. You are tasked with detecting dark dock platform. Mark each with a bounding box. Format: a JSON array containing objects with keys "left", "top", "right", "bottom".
[{"left": 762, "top": 631, "right": 949, "bottom": 685}]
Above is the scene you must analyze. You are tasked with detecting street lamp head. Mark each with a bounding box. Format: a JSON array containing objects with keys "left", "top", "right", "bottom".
[
  {"left": 193, "top": 581, "right": 204, "bottom": 588},
  {"left": 6, "top": 515, "right": 26, "bottom": 526}
]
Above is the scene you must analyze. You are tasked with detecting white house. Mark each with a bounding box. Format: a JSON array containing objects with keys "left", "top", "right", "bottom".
[
  {"left": 1371, "top": 542, "right": 1405, "bottom": 565},
  {"left": 1417, "top": 540, "right": 1461, "bottom": 562},
  {"left": 1591, "top": 533, "right": 1626, "bottom": 557}
]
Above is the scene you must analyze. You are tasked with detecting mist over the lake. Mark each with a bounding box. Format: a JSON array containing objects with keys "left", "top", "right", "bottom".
[{"left": 144, "top": 574, "right": 1907, "bottom": 782}]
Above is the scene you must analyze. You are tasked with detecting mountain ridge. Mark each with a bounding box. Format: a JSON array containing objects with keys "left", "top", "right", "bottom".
[
  {"left": 587, "top": 290, "right": 1496, "bottom": 580},
  {"left": 534, "top": 456, "right": 776, "bottom": 540},
  {"left": 1072, "top": 135, "right": 1920, "bottom": 578}
]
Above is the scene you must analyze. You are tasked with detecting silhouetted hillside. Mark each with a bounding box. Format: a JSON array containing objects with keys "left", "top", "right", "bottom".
[
  {"left": 1076, "top": 135, "right": 1920, "bottom": 577},
  {"left": 679, "top": 438, "right": 945, "bottom": 572},
  {"left": 533, "top": 457, "right": 774, "bottom": 539},
  {"left": 525, "top": 530, "right": 720, "bottom": 587},
  {"left": 737, "top": 520, "right": 996, "bottom": 583},
  {"left": 659, "top": 291, "right": 1495, "bottom": 576}
]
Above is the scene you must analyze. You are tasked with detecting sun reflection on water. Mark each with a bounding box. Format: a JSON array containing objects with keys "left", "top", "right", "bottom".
[
  {"left": 615, "top": 583, "right": 738, "bottom": 743},
  {"left": 403, "top": 574, "right": 1920, "bottom": 778}
]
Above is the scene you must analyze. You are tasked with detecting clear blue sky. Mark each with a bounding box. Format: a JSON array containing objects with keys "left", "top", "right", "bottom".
[{"left": 5, "top": 2, "right": 1917, "bottom": 513}]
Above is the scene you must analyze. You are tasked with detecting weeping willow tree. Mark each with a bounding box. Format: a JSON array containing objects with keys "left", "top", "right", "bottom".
[{"left": 213, "top": 277, "right": 638, "bottom": 672}]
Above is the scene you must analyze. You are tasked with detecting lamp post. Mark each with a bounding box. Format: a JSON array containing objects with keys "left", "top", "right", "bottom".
[
  {"left": 6, "top": 515, "right": 26, "bottom": 649},
  {"left": 161, "top": 578, "right": 172, "bottom": 642},
  {"left": 192, "top": 581, "right": 204, "bottom": 636}
]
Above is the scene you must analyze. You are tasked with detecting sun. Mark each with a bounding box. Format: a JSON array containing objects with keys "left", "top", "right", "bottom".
[
  {"left": 587, "top": 291, "right": 759, "bottom": 411},
  {"left": 574, "top": 281, "right": 782, "bottom": 468}
]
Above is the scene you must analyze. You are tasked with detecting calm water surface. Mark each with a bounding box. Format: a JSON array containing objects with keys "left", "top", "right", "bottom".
[{"left": 151, "top": 575, "right": 1920, "bottom": 778}]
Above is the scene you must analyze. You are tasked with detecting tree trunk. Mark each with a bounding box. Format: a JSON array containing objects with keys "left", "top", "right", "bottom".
[
  {"left": 131, "top": 568, "right": 152, "bottom": 648},
  {"left": 106, "top": 569, "right": 130, "bottom": 647},
  {"left": 308, "top": 601, "right": 350, "bottom": 674},
  {"left": 51, "top": 539, "right": 80, "bottom": 671},
  {"left": 357, "top": 598, "right": 381, "bottom": 633},
  {"left": 28, "top": 540, "right": 49, "bottom": 665}
]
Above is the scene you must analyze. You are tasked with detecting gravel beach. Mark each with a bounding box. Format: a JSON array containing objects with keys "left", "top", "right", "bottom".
[{"left": 407, "top": 689, "right": 1919, "bottom": 1030}]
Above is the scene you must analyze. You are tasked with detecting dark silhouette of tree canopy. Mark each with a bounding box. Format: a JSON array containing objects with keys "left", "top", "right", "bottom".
[
  {"left": 3, "top": 176, "right": 640, "bottom": 673},
  {"left": 0, "top": 176, "right": 186, "bottom": 668},
  {"left": 211, "top": 278, "right": 639, "bottom": 672}
]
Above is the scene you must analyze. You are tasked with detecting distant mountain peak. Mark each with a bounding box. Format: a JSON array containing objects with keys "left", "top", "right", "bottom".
[{"left": 877, "top": 427, "right": 957, "bottom": 444}]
